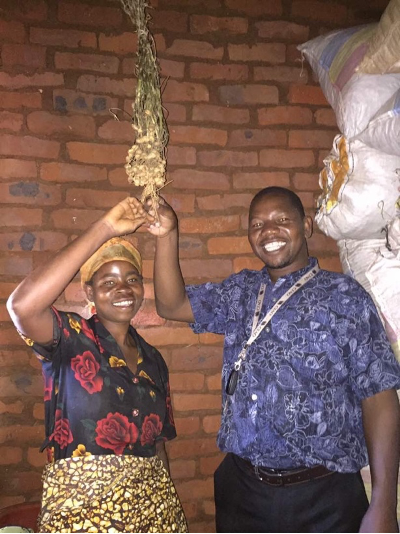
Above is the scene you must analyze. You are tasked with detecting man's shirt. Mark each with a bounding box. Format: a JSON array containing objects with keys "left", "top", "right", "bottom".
[{"left": 187, "top": 258, "right": 400, "bottom": 472}]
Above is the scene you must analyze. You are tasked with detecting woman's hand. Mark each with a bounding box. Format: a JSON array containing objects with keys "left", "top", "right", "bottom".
[
  {"left": 145, "top": 197, "right": 178, "bottom": 237},
  {"left": 102, "top": 197, "right": 150, "bottom": 236}
]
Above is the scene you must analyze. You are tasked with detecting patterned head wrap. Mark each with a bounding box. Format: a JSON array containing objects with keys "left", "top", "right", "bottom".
[{"left": 80, "top": 237, "right": 142, "bottom": 287}]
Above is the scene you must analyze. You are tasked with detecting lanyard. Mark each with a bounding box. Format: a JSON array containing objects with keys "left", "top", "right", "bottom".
[{"left": 226, "top": 265, "right": 320, "bottom": 395}]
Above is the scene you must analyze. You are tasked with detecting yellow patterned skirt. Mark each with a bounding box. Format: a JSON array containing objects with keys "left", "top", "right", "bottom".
[{"left": 38, "top": 454, "right": 188, "bottom": 533}]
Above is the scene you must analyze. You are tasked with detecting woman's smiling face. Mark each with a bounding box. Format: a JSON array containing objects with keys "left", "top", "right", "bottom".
[
  {"left": 85, "top": 260, "right": 144, "bottom": 324},
  {"left": 248, "top": 193, "right": 312, "bottom": 282}
]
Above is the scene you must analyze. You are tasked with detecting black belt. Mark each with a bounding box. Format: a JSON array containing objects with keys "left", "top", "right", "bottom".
[{"left": 240, "top": 456, "right": 334, "bottom": 486}]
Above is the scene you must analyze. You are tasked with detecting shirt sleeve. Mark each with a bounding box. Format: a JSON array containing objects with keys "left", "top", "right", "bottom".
[
  {"left": 186, "top": 273, "right": 244, "bottom": 335},
  {"left": 17, "top": 307, "right": 64, "bottom": 362},
  {"left": 348, "top": 288, "right": 400, "bottom": 399}
]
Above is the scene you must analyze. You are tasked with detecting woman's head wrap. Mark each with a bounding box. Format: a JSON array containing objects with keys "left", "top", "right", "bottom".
[{"left": 80, "top": 237, "right": 142, "bottom": 287}]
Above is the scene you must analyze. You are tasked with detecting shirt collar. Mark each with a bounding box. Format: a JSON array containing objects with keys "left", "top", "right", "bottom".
[{"left": 261, "top": 256, "right": 319, "bottom": 288}]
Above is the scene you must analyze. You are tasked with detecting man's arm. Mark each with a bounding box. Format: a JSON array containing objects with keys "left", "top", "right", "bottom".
[
  {"left": 359, "top": 389, "right": 400, "bottom": 533},
  {"left": 147, "top": 198, "right": 195, "bottom": 323}
]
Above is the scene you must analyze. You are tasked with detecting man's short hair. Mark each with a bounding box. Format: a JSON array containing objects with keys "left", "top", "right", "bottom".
[{"left": 250, "top": 187, "right": 305, "bottom": 218}]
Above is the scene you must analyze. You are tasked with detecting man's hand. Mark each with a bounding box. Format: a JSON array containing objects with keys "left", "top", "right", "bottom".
[
  {"left": 145, "top": 197, "right": 178, "bottom": 237},
  {"left": 101, "top": 197, "right": 150, "bottom": 236},
  {"left": 359, "top": 503, "right": 399, "bottom": 533}
]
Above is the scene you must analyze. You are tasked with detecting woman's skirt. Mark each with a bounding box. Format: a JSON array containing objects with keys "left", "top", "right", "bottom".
[{"left": 38, "top": 454, "right": 188, "bottom": 533}]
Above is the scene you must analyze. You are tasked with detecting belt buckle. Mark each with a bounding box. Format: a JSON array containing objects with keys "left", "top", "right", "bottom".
[{"left": 255, "top": 466, "right": 285, "bottom": 486}]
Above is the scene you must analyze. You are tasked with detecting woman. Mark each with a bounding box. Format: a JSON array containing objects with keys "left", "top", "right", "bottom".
[{"left": 6, "top": 197, "right": 187, "bottom": 533}]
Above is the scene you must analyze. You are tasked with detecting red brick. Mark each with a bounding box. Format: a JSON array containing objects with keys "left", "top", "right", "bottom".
[
  {"left": 308, "top": 233, "right": 339, "bottom": 255},
  {"left": 203, "top": 500, "right": 215, "bottom": 517},
  {"left": 99, "top": 32, "right": 137, "bottom": 55},
  {"left": 170, "top": 125, "right": 227, "bottom": 147},
  {"left": 258, "top": 106, "right": 312, "bottom": 126},
  {"left": 199, "top": 455, "right": 223, "bottom": 476},
  {"left": 225, "top": 0, "right": 282, "bottom": 16},
  {"left": 167, "top": 147, "right": 196, "bottom": 166},
  {"left": 162, "top": 80, "right": 209, "bottom": 103},
  {"left": 0, "top": 208, "right": 42, "bottom": 227},
  {"left": 175, "top": 416, "right": 201, "bottom": 436},
  {"left": 190, "top": 15, "right": 248, "bottom": 34},
  {"left": 190, "top": 62, "right": 248, "bottom": 81},
  {"left": 159, "top": 0, "right": 220, "bottom": 5},
  {"left": 218, "top": 85, "right": 278, "bottom": 105},
  {"left": 67, "top": 141, "right": 129, "bottom": 165},
  {"left": 207, "top": 236, "right": 251, "bottom": 255},
  {"left": 0, "top": 18, "right": 25, "bottom": 42},
  {"left": 228, "top": 43, "right": 285, "bottom": 63},
  {"left": 0, "top": 72, "right": 63, "bottom": 90},
  {"left": 0, "top": 283, "right": 18, "bottom": 299},
  {"left": 107, "top": 167, "right": 136, "bottom": 188},
  {"left": 51, "top": 208, "right": 104, "bottom": 230},
  {"left": 255, "top": 20, "right": 309, "bottom": 41},
  {"left": 180, "top": 215, "right": 239, "bottom": 234},
  {"left": 315, "top": 109, "right": 338, "bottom": 127},
  {"left": 58, "top": 1, "right": 123, "bottom": 27},
  {"left": 159, "top": 59, "right": 185, "bottom": 79},
  {"left": 64, "top": 281, "right": 86, "bottom": 303},
  {"left": 169, "top": 170, "right": 229, "bottom": 190},
  {"left": 166, "top": 40, "right": 223, "bottom": 60},
  {"left": 5, "top": 0, "right": 47, "bottom": 20},
  {"left": 289, "top": 85, "right": 329, "bottom": 106},
  {"left": 0, "top": 159, "right": 37, "bottom": 180},
  {"left": 27, "top": 111, "right": 96, "bottom": 138},
  {"left": 197, "top": 193, "right": 253, "bottom": 211},
  {"left": 0, "top": 425, "right": 44, "bottom": 445},
  {"left": 27, "top": 447, "right": 46, "bottom": 468},
  {"left": 0, "top": 447, "right": 22, "bottom": 465},
  {"left": 150, "top": 10, "right": 188, "bottom": 32},
  {"left": 168, "top": 438, "right": 218, "bottom": 460},
  {"left": 97, "top": 120, "right": 133, "bottom": 142},
  {"left": 41, "top": 162, "right": 107, "bottom": 183},
  {"left": 297, "top": 191, "right": 316, "bottom": 210},
  {"left": 0, "top": 182, "right": 61, "bottom": 206},
  {"left": 76, "top": 75, "right": 136, "bottom": 97},
  {"left": 0, "top": 91, "right": 41, "bottom": 110},
  {"left": 0, "top": 134, "right": 59, "bottom": 159},
  {"left": 318, "top": 256, "right": 342, "bottom": 273},
  {"left": 289, "top": 129, "right": 336, "bottom": 149},
  {"left": 229, "top": 128, "right": 286, "bottom": 147},
  {"left": 197, "top": 150, "right": 258, "bottom": 167},
  {"left": 33, "top": 402, "right": 44, "bottom": 420},
  {"left": 291, "top": 0, "right": 348, "bottom": 23},
  {"left": 233, "top": 171, "right": 290, "bottom": 189},
  {"left": 0, "top": 374, "right": 42, "bottom": 397},
  {"left": 206, "top": 373, "right": 221, "bottom": 391},
  {"left": 136, "top": 325, "right": 199, "bottom": 348},
  {"left": 170, "top": 373, "right": 205, "bottom": 391},
  {"left": 181, "top": 259, "right": 233, "bottom": 280},
  {"left": 0, "top": 111, "right": 23, "bottom": 132},
  {"left": 132, "top": 302, "right": 165, "bottom": 328},
  {"left": 175, "top": 478, "right": 214, "bottom": 502},
  {"left": 30, "top": 27, "right": 96, "bottom": 48},
  {"left": 292, "top": 172, "right": 319, "bottom": 191},
  {"left": 254, "top": 66, "right": 307, "bottom": 83},
  {"left": 189, "top": 520, "right": 216, "bottom": 533},
  {"left": 0, "top": 400, "right": 24, "bottom": 414},
  {"left": 66, "top": 189, "right": 126, "bottom": 209},
  {"left": 181, "top": 501, "right": 198, "bottom": 520},
  {"left": 260, "top": 148, "right": 315, "bottom": 168},
  {"left": 170, "top": 346, "right": 223, "bottom": 372},
  {"left": 56, "top": 52, "right": 119, "bottom": 74},
  {"left": 233, "top": 256, "right": 264, "bottom": 273},
  {"left": 193, "top": 104, "right": 249, "bottom": 124},
  {"left": 0, "top": 231, "right": 68, "bottom": 251},
  {"left": 0, "top": 497, "right": 25, "bottom": 509},
  {"left": 9, "top": 471, "right": 43, "bottom": 493},
  {"left": 53, "top": 90, "right": 118, "bottom": 116},
  {"left": 0, "top": 350, "right": 29, "bottom": 368},
  {"left": 1, "top": 44, "right": 46, "bottom": 69},
  {"left": 170, "top": 459, "right": 196, "bottom": 479},
  {"left": 203, "top": 414, "right": 221, "bottom": 434}
]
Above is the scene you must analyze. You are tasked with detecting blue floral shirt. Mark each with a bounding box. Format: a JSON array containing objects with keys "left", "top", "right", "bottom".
[{"left": 187, "top": 258, "right": 400, "bottom": 472}]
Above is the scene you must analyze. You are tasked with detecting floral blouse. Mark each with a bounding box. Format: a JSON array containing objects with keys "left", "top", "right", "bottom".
[{"left": 19, "top": 308, "right": 176, "bottom": 462}]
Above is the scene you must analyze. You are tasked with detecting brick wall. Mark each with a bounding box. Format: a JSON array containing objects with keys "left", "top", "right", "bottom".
[{"left": 0, "top": 0, "right": 390, "bottom": 530}]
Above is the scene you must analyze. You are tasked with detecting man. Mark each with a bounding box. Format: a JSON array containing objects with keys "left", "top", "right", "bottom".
[{"left": 147, "top": 187, "right": 400, "bottom": 533}]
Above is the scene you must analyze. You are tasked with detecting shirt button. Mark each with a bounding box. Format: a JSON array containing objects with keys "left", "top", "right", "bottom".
[
  {"left": 251, "top": 393, "right": 258, "bottom": 401},
  {"left": 265, "top": 327, "right": 270, "bottom": 332},
  {"left": 132, "top": 377, "right": 139, "bottom": 384},
  {"left": 132, "top": 409, "right": 139, "bottom": 417}
]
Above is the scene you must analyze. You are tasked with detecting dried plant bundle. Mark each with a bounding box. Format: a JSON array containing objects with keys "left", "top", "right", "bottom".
[{"left": 120, "top": 0, "right": 169, "bottom": 207}]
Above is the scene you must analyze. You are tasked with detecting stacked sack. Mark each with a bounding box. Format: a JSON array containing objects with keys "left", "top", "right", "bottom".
[{"left": 298, "top": 0, "right": 400, "bottom": 360}]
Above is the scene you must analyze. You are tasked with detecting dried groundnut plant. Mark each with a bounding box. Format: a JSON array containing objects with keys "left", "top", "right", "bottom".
[{"left": 120, "top": 0, "right": 169, "bottom": 209}]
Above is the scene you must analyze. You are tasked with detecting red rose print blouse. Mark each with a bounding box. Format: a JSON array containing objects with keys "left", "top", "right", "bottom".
[{"left": 20, "top": 308, "right": 176, "bottom": 462}]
